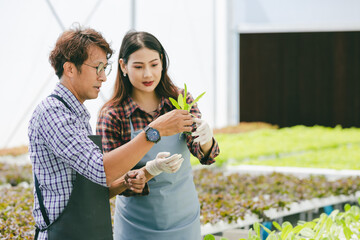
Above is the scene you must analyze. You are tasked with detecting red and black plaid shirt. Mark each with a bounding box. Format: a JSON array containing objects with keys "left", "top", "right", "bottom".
[
  {"left": 96, "top": 89, "right": 219, "bottom": 164},
  {"left": 96, "top": 89, "right": 219, "bottom": 196}
]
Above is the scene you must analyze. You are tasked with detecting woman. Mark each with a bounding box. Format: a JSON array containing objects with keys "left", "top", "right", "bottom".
[{"left": 96, "top": 31, "right": 220, "bottom": 240}]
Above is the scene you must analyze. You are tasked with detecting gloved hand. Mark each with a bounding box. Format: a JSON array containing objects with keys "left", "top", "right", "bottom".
[
  {"left": 145, "top": 152, "right": 184, "bottom": 176},
  {"left": 191, "top": 118, "right": 213, "bottom": 146}
]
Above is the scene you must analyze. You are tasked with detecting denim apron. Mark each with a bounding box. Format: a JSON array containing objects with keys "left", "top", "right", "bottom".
[{"left": 113, "top": 118, "right": 201, "bottom": 240}]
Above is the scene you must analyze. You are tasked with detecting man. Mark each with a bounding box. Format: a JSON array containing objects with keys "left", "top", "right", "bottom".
[{"left": 28, "top": 26, "right": 193, "bottom": 240}]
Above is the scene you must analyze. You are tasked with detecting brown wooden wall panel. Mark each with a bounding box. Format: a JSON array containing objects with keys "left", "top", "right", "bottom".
[{"left": 239, "top": 31, "right": 360, "bottom": 128}]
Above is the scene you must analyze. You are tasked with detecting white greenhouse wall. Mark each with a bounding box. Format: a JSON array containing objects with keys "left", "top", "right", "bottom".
[{"left": 1, "top": 0, "right": 360, "bottom": 147}]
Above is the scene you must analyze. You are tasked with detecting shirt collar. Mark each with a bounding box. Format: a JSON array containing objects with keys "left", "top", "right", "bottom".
[
  {"left": 123, "top": 95, "right": 174, "bottom": 118},
  {"left": 123, "top": 96, "right": 140, "bottom": 118},
  {"left": 53, "top": 82, "right": 91, "bottom": 121}
]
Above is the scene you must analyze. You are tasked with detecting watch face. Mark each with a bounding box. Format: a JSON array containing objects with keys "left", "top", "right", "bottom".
[{"left": 147, "top": 128, "right": 160, "bottom": 142}]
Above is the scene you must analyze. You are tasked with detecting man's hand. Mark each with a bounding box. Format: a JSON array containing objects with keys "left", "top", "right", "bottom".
[
  {"left": 145, "top": 152, "right": 184, "bottom": 176},
  {"left": 150, "top": 110, "right": 194, "bottom": 136},
  {"left": 124, "top": 170, "right": 146, "bottom": 193}
]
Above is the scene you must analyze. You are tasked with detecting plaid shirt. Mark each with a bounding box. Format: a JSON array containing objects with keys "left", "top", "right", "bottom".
[
  {"left": 96, "top": 88, "right": 219, "bottom": 165},
  {"left": 28, "top": 83, "right": 106, "bottom": 240}
]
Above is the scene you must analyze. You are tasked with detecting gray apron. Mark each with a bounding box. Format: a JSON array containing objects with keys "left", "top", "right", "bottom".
[
  {"left": 34, "top": 95, "right": 113, "bottom": 240},
  {"left": 113, "top": 118, "right": 201, "bottom": 240}
]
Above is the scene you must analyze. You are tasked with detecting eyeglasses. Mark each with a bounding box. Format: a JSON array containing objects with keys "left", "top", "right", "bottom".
[{"left": 83, "top": 62, "right": 112, "bottom": 76}]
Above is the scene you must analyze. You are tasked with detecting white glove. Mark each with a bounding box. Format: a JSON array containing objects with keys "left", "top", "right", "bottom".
[
  {"left": 145, "top": 152, "right": 184, "bottom": 176},
  {"left": 191, "top": 118, "right": 213, "bottom": 145}
]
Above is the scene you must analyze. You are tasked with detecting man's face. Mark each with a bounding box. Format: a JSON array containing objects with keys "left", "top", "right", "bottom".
[{"left": 72, "top": 45, "right": 108, "bottom": 103}]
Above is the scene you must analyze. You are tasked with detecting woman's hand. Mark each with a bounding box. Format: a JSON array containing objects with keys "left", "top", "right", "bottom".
[
  {"left": 145, "top": 152, "right": 184, "bottom": 176},
  {"left": 150, "top": 110, "right": 194, "bottom": 136},
  {"left": 192, "top": 118, "right": 213, "bottom": 146}
]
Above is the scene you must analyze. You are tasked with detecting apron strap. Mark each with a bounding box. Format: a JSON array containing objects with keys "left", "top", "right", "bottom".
[
  {"left": 34, "top": 227, "right": 39, "bottom": 240},
  {"left": 33, "top": 94, "right": 73, "bottom": 235},
  {"left": 129, "top": 117, "right": 135, "bottom": 133},
  {"left": 34, "top": 175, "right": 50, "bottom": 226},
  {"left": 49, "top": 94, "right": 72, "bottom": 112}
]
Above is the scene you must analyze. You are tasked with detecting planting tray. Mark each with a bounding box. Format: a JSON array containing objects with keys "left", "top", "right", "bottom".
[
  {"left": 225, "top": 165, "right": 360, "bottom": 180},
  {"left": 200, "top": 165, "right": 360, "bottom": 236},
  {"left": 201, "top": 191, "right": 360, "bottom": 236}
]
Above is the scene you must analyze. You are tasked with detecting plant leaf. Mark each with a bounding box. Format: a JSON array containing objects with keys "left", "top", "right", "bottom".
[
  {"left": 260, "top": 223, "right": 272, "bottom": 234},
  {"left": 188, "top": 101, "right": 196, "bottom": 112},
  {"left": 177, "top": 94, "right": 184, "bottom": 109},
  {"left": 299, "top": 227, "right": 315, "bottom": 238},
  {"left": 253, "top": 222, "right": 261, "bottom": 236},
  {"left": 324, "top": 217, "right": 333, "bottom": 233},
  {"left": 292, "top": 225, "right": 304, "bottom": 234},
  {"left": 183, "top": 83, "right": 188, "bottom": 109},
  {"left": 188, "top": 91, "right": 206, "bottom": 111},
  {"left": 344, "top": 203, "right": 351, "bottom": 212},
  {"left": 272, "top": 221, "right": 282, "bottom": 231},
  {"left": 194, "top": 91, "right": 206, "bottom": 103},
  {"left": 280, "top": 224, "right": 293, "bottom": 239},
  {"left": 203, "top": 234, "right": 215, "bottom": 240},
  {"left": 343, "top": 226, "right": 353, "bottom": 240},
  {"left": 169, "top": 97, "right": 181, "bottom": 109}
]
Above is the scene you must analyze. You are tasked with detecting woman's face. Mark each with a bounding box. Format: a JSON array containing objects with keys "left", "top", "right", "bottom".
[{"left": 121, "top": 47, "right": 162, "bottom": 96}]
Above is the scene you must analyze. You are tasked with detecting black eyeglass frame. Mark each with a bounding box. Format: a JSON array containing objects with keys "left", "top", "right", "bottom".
[{"left": 83, "top": 62, "right": 112, "bottom": 76}]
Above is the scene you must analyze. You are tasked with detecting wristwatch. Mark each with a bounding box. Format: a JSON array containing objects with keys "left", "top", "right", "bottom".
[{"left": 144, "top": 126, "right": 161, "bottom": 143}]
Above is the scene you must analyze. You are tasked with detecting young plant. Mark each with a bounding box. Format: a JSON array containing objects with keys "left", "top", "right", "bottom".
[
  {"left": 169, "top": 84, "right": 206, "bottom": 137},
  {"left": 169, "top": 83, "right": 206, "bottom": 116}
]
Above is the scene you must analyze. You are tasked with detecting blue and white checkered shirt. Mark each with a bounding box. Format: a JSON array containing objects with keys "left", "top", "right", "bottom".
[{"left": 28, "top": 82, "right": 107, "bottom": 239}]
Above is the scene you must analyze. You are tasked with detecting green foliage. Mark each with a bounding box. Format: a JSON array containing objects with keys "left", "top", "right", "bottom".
[
  {"left": 3, "top": 124, "right": 360, "bottom": 239},
  {"left": 244, "top": 144, "right": 360, "bottom": 170},
  {"left": 0, "top": 186, "right": 34, "bottom": 239},
  {"left": 206, "top": 200, "right": 360, "bottom": 239},
  {"left": 5, "top": 163, "right": 360, "bottom": 238},
  {"left": 169, "top": 83, "right": 206, "bottom": 138},
  {"left": 169, "top": 83, "right": 206, "bottom": 113},
  {"left": 0, "top": 164, "right": 32, "bottom": 186},
  {"left": 195, "top": 168, "right": 360, "bottom": 225},
  {"left": 203, "top": 234, "right": 216, "bottom": 240},
  {"left": 192, "top": 125, "right": 360, "bottom": 167}
]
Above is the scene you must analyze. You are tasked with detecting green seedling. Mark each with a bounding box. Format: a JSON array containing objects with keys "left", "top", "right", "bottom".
[
  {"left": 169, "top": 83, "right": 206, "bottom": 116},
  {"left": 169, "top": 84, "right": 206, "bottom": 137}
]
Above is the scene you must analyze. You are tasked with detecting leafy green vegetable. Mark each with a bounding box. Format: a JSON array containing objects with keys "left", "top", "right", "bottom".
[
  {"left": 169, "top": 83, "right": 206, "bottom": 114},
  {"left": 207, "top": 200, "right": 360, "bottom": 239},
  {"left": 195, "top": 168, "right": 360, "bottom": 225}
]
